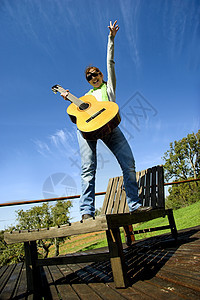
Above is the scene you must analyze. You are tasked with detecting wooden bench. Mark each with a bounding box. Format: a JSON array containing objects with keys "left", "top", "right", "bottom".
[{"left": 4, "top": 165, "right": 177, "bottom": 293}]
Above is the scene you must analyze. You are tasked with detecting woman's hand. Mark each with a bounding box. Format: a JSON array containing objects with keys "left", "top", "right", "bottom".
[
  {"left": 61, "top": 89, "right": 69, "bottom": 100},
  {"left": 108, "top": 20, "right": 119, "bottom": 37}
]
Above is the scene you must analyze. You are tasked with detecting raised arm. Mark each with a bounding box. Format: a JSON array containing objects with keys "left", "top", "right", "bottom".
[{"left": 107, "top": 20, "right": 119, "bottom": 102}]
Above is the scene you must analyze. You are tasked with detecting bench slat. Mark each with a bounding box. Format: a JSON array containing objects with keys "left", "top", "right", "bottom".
[
  {"left": 4, "top": 216, "right": 108, "bottom": 244},
  {"left": 151, "top": 166, "right": 157, "bottom": 207},
  {"left": 112, "top": 176, "right": 123, "bottom": 214},
  {"left": 157, "top": 165, "right": 165, "bottom": 208},
  {"left": 139, "top": 169, "right": 146, "bottom": 205},
  {"left": 106, "top": 177, "right": 118, "bottom": 214},
  {"left": 144, "top": 168, "right": 151, "bottom": 206},
  {"left": 101, "top": 178, "right": 113, "bottom": 214}
]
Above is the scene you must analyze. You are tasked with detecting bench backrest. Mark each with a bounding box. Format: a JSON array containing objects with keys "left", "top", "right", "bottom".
[{"left": 101, "top": 165, "right": 165, "bottom": 215}]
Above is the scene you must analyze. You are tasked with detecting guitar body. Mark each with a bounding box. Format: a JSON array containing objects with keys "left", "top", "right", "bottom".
[{"left": 67, "top": 95, "right": 121, "bottom": 140}]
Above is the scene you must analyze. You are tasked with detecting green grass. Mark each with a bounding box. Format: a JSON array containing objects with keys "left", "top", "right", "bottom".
[
  {"left": 78, "top": 239, "right": 108, "bottom": 252},
  {"left": 131, "top": 201, "right": 200, "bottom": 240},
  {"left": 48, "top": 231, "right": 107, "bottom": 256},
  {"left": 78, "top": 201, "right": 200, "bottom": 252},
  {"left": 47, "top": 202, "right": 200, "bottom": 256}
]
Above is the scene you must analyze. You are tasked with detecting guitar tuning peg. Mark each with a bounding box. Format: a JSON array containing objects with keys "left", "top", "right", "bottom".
[{"left": 51, "top": 85, "right": 57, "bottom": 94}]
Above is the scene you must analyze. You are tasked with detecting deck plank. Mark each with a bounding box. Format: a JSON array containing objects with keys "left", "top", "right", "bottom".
[
  {"left": 0, "top": 264, "right": 16, "bottom": 294},
  {"left": 88, "top": 282, "right": 127, "bottom": 299},
  {"left": 71, "top": 283, "right": 102, "bottom": 300},
  {"left": 48, "top": 265, "right": 80, "bottom": 300},
  {"left": 156, "top": 269, "right": 200, "bottom": 292},
  {"left": 108, "top": 282, "right": 153, "bottom": 299},
  {"left": 108, "top": 282, "right": 153, "bottom": 300},
  {"left": 0, "top": 226, "right": 200, "bottom": 299},
  {"left": 0, "top": 265, "right": 8, "bottom": 278},
  {"left": 149, "top": 275, "right": 200, "bottom": 299},
  {"left": 132, "top": 280, "right": 180, "bottom": 299},
  {"left": 42, "top": 266, "right": 60, "bottom": 299},
  {"left": 12, "top": 262, "right": 27, "bottom": 299},
  {"left": 0, "top": 263, "right": 23, "bottom": 299}
]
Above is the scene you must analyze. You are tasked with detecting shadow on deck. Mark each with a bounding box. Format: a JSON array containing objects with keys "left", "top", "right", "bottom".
[{"left": 1, "top": 226, "right": 200, "bottom": 299}]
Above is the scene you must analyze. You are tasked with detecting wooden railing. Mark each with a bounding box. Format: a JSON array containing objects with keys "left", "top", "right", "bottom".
[
  {"left": 0, "top": 192, "right": 106, "bottom": 208},
  {"left": 0, "top": 178, "right": 199, "bottom": 208}
]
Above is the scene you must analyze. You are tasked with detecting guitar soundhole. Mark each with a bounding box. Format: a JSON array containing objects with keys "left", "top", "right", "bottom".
[{"left": 79, "top": 103, "right": 90, "bottom": 110}]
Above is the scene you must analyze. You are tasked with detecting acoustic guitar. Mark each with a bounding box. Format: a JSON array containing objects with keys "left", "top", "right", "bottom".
[{"left": 51, "top": 84, "right": 121, "bottom": 140}]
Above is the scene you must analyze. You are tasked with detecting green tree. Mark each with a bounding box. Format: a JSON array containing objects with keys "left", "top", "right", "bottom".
[
  {"left": 0, "top": 227, "right": 24, "bottom": 266},
  {"left": 51, "top": 201, "right": 72, "bottom": 256},
  {"left": 1, "top": 200, "right": 72, "bottom": 265},
  {"left": 166, "top": 180, "right": 200, "bottom": 209},
  {"left": 95, "top": 207, "right": 102, "bottom": 216},
  {"left": 162, "top": 130, "right": 200, "bottom": 181},
  {"left": 163, "top": 130, "right": 200, "bottom": 209}
]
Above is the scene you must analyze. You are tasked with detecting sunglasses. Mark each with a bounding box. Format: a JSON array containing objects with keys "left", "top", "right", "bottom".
[{"left": 86, "top": 72, "right": 100, "bottom": 82}]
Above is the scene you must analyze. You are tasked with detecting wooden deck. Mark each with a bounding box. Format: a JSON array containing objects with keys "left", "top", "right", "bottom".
[{"left": 0, "top": 226, "right": 200, "bottom": 299}]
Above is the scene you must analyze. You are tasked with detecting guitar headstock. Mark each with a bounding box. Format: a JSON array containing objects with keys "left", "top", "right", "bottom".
[{"left": 51, "top": 84, "right": 67, "bottom": 95}]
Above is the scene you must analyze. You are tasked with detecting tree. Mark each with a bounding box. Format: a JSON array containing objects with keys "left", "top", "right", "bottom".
[
  {"left": 165, "top": 180, "right": 200, "bottom": 209},
  {"left": 162, "top": 130, "right": 200, "bottom": 181},
  {"left": 163, "top": 130, "right": 200, "bottom": 209},
  {"left": 95, "top": 207, "right": 102, "bottom": 216},
  {"left": 1, "top": 200, "right": 72, "bottom": 265},
  {"left": 51, "top": 201, "right": 72, "bottom": 256},
  {"left": 0, "top": 230, "right": 24, "bottom": 266}
]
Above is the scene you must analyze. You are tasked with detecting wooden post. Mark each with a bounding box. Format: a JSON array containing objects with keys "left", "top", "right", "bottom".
[
  {"left": 24, "top": 241, "right": 40, "bottom": 294},
  {"left": 167, "top": 209, "right": 178, "bottom": 241},
  {"left": 123, "top": 225, "right": 135, "bottom": 246},
  {"left": 106, "top": 228, "right": 129, "bottom": 288}
]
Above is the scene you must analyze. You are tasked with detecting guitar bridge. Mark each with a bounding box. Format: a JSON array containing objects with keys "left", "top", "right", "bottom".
[{"left": 86, "top": 108, "right": 106, "bottom": 123}]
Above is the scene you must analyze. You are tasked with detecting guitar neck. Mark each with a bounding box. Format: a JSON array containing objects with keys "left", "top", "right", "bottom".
[
  {"left": 52, "top": 85, "right": 87, "bottom": 109},
  {"left": 67, "top": 92, "right": 83, "bottom": 107}
]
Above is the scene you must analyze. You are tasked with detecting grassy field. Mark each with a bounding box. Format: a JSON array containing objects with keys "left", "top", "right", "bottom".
[{"left": 48, "top": 201, "right": 200, "bottom": 256}]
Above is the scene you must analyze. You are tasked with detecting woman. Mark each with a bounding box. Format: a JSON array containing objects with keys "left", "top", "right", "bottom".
[{"left": 62, "top": 20, "right": 152, "bottom": 220}]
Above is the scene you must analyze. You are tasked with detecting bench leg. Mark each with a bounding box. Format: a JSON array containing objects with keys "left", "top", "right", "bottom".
[
  {"left": 123, "top": 225, "right": 135, "bottom": 246},
  {"left": 106, "top": 228, "right": 129, "bottom": 288},
  {"left": 167, "top": 210, "right": 178, "bottom": 241},
  {"left": 24, "top": 241, "right": 40, "bottom": 295}
]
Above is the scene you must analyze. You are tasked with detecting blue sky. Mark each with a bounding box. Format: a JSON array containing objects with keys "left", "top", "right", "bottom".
[{"left": 0, "top": 0, "right": 199, "bottom": 229}]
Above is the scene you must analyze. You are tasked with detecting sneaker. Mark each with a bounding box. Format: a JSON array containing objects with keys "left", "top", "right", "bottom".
[{"left": 82, "top": 214, "right": 93, "bottom": 220}]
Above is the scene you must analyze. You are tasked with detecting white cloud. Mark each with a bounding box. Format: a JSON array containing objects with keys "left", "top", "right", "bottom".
[
  {"left": 119, "top": 0, "right": 141, "bottom": 67},
  {"left": 33, "top": 139, "right": 52, "bottom": 157},
  {"left": 34, "top": 128, "right": 78, "bottom": 158},
  {"left": 50, "top": 129, "right": 67, "bottom": 147},
  {"left": 50, "top": 129, "right": 77, "bottom": 150}
]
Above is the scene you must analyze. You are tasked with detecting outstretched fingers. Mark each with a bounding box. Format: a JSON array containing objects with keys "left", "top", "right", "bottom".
[{"left": 108, "top": 20, "right": 119, "bottom": 37}]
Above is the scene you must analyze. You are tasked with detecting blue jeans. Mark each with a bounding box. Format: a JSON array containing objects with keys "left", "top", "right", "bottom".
[{"left": 77, "top": 127, "right": 141, "bottom": 216}]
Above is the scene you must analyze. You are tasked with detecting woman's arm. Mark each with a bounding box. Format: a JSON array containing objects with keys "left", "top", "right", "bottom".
[{"left": 107, "top": 20, "right": 119, "bottom": 102}]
